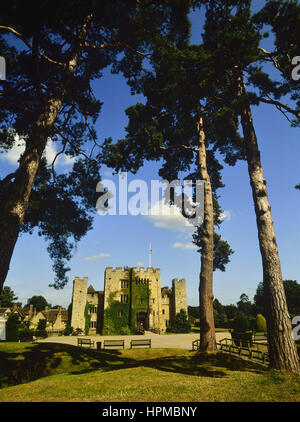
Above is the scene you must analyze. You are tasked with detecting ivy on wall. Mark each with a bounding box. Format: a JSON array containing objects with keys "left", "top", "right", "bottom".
[
  {"left": 130, "top": 277, "right": 150, "bottom": 332},
  {"left": 102, "top": 268, "right": 150, "bottom": 335},
  {"left": 84, "top": 301, "right": 92, "bottom": 335},
  {"left": 103, "top": 292, "right": 131, "bottom": 335}
]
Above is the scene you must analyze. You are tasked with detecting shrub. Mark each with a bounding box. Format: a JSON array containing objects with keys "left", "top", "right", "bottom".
[
  {"left": 167, "top": 309, "right": 191, "bottom": 333},
  {"left": 231, "top": 331, "right": 253, "bottom": 347},
  {"left": 37, "top": 319, "right": 47, "bottom": 331},
  {"left": 6, "top": 314, "right": 20, "bottom": 341},
  {"left": 72, "top": 328, "right": 83, "bottom": 336},
  {"left": 231, "top": 313, "right": 253, "bottom": 347},
  {"left": 231, "top": 313, "right": 250, "bottom": 333},
  {"left": 63, "top": 323, "right": 73, "bottom": 336},
  {"left": 256, "top": 314, "right": 267, "bottom": 333},
  {"left": 35, "top": 329, "right": 48, "bottom": 338},
  {"left": 118, "top": 326, "right": 132, "bottom": 335},
  {"left": 19, "top": 328, "right": 35, "bottom": 342}
]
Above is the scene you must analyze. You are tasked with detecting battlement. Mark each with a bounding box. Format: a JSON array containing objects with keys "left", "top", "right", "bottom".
[
  {"left": 74, "top": 276, "right": 88, "bottom": 282},
  {"left": 172, "top": 278, "right": 186, "bottom": 285},
  {"left": 105, "top": 266, "right": 160, "bottom": 274},
  {"left": 71, "top": 266, "right": 187, "bottom": 335}
]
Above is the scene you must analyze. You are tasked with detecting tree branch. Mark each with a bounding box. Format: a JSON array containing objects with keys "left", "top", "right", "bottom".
[
  {"left": 258, "top": 47, "right": 280, "bottom": 69},
  {"left": 82, "top": 40, "right": 150, "bottom": 57},
  {"left": 160, "top": 144, "right": 199, "bottom": 153},
  {"left": 0, "top": 171, "right": 18, "bottom": 186},
  {"left": 258, "top": 96, "right": 300, "bottom": 120},
  {"left": 0, "top": 25, "right": 66, "bottom": 67},
  {"left": 53, "top": 123, "right": 97, "bottom": 163}
]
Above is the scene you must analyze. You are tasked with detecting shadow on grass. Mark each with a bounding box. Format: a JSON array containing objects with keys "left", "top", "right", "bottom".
[{"left": 0, "top": 342, "right": 267, "bottom": 388}]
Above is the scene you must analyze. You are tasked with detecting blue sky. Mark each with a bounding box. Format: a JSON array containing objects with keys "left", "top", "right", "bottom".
[{"left": 1, "top": 3, "right": 299, "bottom": 309}]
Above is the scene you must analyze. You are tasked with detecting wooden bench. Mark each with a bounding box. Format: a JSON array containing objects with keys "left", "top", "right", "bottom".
[
  {"left": 253, "top": 334, "right": 268, "bottom": 342},
  {"left": 77, "top": 338, "right": 95, "bottom": 348},
  {"left": 130, "top": 339, "right": 151, "bottom": 349},
  {"left": 103, "top": 340, "right": 125, "bottom": 349}
]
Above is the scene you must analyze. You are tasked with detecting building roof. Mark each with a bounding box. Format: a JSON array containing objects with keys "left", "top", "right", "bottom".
[
  {"left": 161, "top": 287, "right": 172, "bottom": 297},
  {"left": 87, "top": 285, "right": 96, "bottom": 293},
  {"left": 0, "top": 307, "right": 10, "bottom": 316},
  {"left": 42, "top": 308, "right": 68, "bottom": 322}
]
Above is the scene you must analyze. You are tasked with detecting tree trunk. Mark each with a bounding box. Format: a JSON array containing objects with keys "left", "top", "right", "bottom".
[
  {"left": 238, "top": 75, "right": 300, "bottom": 373},
  {"left": 0, "top": 98, "right": 63, "bottom": 292},
  {"left": 0, "top": 14, "right": 93, "bottom": 293},
  {"left": 196, "top": 114, "right": 217, "bottom": 352}
]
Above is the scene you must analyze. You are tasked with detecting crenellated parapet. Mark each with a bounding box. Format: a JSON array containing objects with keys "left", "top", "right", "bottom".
[{"left": 105, "top": 266, "right": 160, "bottom": 274}]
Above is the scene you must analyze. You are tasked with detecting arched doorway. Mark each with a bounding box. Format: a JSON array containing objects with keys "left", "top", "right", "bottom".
[{"left": 136, "top": 311, "right": 149, "bottom": 330}]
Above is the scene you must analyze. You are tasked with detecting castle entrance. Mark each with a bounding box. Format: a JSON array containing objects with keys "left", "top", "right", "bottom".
[{"left": 136, "top": 312, "right": 149, "bottom": 330}]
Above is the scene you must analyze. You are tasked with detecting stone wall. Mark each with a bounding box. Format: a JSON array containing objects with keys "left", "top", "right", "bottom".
[
  {"left": 103, "top": 267, "right": 164, "bottom": 333},
  {"left": 172, "top": 278, "right": 188, "bottom": 322},
  {"left": 71, "top": 269, "right": 188, "bottom": 335},
  {"left": 71, "top": 277, "right": 88, "bottom": 331}
]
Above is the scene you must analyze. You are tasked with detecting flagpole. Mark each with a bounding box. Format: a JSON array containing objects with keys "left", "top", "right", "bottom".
[{"left": 149, "top": 243, "right": 152, "bottom": 268}]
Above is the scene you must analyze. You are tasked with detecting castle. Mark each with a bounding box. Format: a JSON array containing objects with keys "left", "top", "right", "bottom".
[{"left": 71, "top": 267, "right": 187, "bottom": 334}]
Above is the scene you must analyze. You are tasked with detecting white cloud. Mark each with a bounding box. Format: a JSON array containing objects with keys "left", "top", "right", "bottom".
[
  {"left": 82, "top": 253, "right": 110, "bottom": 261},
  {"left": 220, "top": 210, "right": 232, "bottom": 222},
  {"left": 146, "top": 200, "right": 194, "bottom": 233},
  {"left": 1, "top": 134, "right": 25, "bottom": 164},
  {"left": 0, "top": 136, "right": 75, "bottom": 167},
  {"left": 172, "top": 242, "right": 197, "bottom": 250}
]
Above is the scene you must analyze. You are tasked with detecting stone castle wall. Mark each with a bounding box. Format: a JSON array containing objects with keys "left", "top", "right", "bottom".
[
  {"left": 71, "top": 268, "right": 187, "bottom": 334},
  {"left": 172, "top": 278, "right": 188, "bottom": 321},
  {"left": 71, "top": 277, "right": 88, "bottom": 331}
]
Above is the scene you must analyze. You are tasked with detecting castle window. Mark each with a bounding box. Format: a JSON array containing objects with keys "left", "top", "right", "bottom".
[
  {"left": 89, "top": 306, "right": 97, "bottom": 314},
  {"left": 89, "top": 321, "right": 97, "bottom": 328},
  {"left": 121, "top": 279, "right": 129, "bottom": 289},
  {"left": 136, "top": 278, "right": 149, "bottom": 285},
  {"left": 118, "top": 310, "right": 124, "bottom": 317},
  {"left": 162, "top": 309, "right": 165, "bottom": 315},
  {"left": 152, "top": 299, "right": 155, "bottom": 304},
  {"left": 120, "top": 295, "right": 129, "bottom": 303}
]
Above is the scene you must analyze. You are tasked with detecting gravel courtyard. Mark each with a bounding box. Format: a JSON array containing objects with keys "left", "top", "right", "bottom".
[{"left": 38, "top": 331, "right": 231, "bottom": 349}]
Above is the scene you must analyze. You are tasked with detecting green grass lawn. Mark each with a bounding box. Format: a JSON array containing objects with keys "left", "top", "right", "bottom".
[{"left": 0, "top": 342, "right": 299, "bottom": 402}]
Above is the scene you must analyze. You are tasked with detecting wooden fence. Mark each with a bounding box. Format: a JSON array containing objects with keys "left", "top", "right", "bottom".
[{"left": 192, "top": 338, "right": 269, "bottom": 365}]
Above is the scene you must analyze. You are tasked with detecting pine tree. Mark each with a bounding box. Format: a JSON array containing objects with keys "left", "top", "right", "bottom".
[
  {"left": 102, "top": 39, "right": 242, "bottom": 351},
  {"left": 0, "top": 0, "right": 189, "bottom": 290},
  {"left": 199, "top": 0, "right": 300, "bottom": 372}
]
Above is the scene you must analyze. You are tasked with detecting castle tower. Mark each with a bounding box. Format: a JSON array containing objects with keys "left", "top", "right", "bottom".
[
  {"left": 103, "top": 267, "right": 163, "bottom": 333},
  {"left": 171, "top": 278, "right": 188, "bottom": 322},
  {"left": 71, "top": 276, "right": 88, "bottom": 331}
]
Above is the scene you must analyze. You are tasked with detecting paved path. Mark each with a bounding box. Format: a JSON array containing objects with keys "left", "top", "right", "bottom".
[{"left": 38, "top": 331, "right": 231, "bottom": 350}]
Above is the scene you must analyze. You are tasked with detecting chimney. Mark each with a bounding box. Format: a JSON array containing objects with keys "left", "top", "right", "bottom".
[
  {"left": 33, "top": 307, "right": 37, "bottom": 316},
  {"left": 13, "top": 304, "right": 17, "bottom": 311},
  {"left": 58, "top": 306, "right": 62, "bottom": 315},
  {"left": 29, "top": 304, "right": 33, "bottom": 319},
  {"left": 45, "top": 306, "right": 49, "bottom": 312}
]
